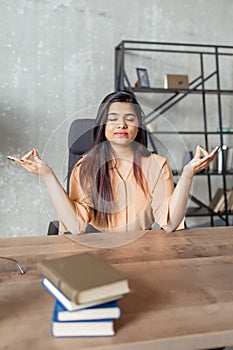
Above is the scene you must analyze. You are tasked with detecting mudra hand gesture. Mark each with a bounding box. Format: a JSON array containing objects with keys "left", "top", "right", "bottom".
[
  {"left": 7, "top": 148, "right": 52, "bottom": 178},
  {"left": 184, "top": 145, "right": 219, "bottom": 177}
]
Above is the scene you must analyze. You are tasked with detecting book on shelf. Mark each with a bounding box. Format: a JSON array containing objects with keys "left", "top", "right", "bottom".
[
  {"left": 227, "top": 189, "right": 233, "bottom": 212},
  {"left": 212, "top": 145, "right": 233, "bottom": 173},
  {"left": 37, "top": 252, "right": 130, "bottom": 304},
  {"left": 209, "top": 188, "right": 233, "bottom": 213},
  {"left": 54, "top": 299, "right": 121, "bottom": 321},
  {"left": 226, "top": 147, "right": 233, "bottom": 172},
  {"left": 42, "top": 277, "right": 123, "bottom": 312},
  {"left": 51, "top": 302, "right": 115, "bottom": 338},
  {"left": 218, "top": 189, "right": 231, "bottom": 212},
  {"left": 209, "top": 188, "right": 224, "bottom": 212},
  {"left": 214, "top": 193, "right": 225, "bottom": 213}
]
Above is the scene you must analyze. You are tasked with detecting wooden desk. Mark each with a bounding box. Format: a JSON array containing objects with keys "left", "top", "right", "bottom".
[{"left": 1, "top": 226, "right": 233, "bottom": 350}]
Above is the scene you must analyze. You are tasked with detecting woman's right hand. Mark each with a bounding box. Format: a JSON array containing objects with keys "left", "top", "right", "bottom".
[{"left": 7, "top": 148, "right": 53, "bottom": 178}]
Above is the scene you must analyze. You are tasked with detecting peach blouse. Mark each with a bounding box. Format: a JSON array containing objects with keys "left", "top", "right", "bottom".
[{"left": 67, "top": 153, "right": 184, "bottom": 233}]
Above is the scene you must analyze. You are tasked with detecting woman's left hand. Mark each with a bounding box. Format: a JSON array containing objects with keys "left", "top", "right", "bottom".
[{"left": 184, "top": 145, "right": 219, "bottom": 176}]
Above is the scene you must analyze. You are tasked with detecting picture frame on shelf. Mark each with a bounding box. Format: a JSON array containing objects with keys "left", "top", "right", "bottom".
[{"left": 136, "top": 68, "right": 150, "bottom": 88}]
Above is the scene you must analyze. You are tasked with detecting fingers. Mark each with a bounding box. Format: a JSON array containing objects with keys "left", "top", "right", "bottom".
[
  {"left": 7, "top": 148, "right": 46, "bottom": 176},
  {"left": 8, "top": 149, "right": 41, "bottom": 161},
  {"left": 7, "top": 148, "right": 40, "bottom": 167},
  {"left": 32, "top": 148, "right": 41, "bottom": 162},
  {"left": 7, "top": 155, "right": 34, "bottom": 172},
  {"left": 193, "top": 145, "right": 202, "bottom": 160},
  {"left": 8, "top": 150, "right": 33, "bottom": 163},
  {"left": 7, "top": 155, "right": 25, "bottom": 165},
  {"left": 195, "top": 145, "right": 219, "bottom": 161},
  {"left": 189, "top": 145, "right": 219, "bottom": 175},
  {"left": 199, "top": 146, "right": 209, "bottom": 157},
  {"left": 21, "top": 150, "right": 33, "bottom": 161},
  {"left": 211, "top": 145, "right": 220, "bottom": 156},
  {"left": 7, "top": 156, "right": 16, "bottom": 162},
  {"left": 200, "top": 145, "right": 219, "bottom": 162}
]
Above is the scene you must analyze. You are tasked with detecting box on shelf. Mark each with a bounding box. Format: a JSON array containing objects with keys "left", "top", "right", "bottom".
[{"left": 164, "top": 74, "right": 189, "bottom": 89}]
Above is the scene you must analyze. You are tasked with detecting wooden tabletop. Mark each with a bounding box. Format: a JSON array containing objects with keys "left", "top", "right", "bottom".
[{"left": 1, "top": 226, "right": 233, "bottom": 350}]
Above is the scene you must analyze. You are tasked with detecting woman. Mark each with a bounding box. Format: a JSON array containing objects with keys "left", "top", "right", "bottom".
[{"left": 8, "top": 91, "right": 218, "bottom": 234}]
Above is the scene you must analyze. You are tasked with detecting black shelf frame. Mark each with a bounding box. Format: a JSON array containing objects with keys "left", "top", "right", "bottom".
[{"left": 115, "top": 40, "right": 233, "bottom": 227}]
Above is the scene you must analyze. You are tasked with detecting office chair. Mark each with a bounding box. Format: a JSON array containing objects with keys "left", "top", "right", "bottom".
[{"left": 47, "top": 119, "right": 96, "bottom": 235}]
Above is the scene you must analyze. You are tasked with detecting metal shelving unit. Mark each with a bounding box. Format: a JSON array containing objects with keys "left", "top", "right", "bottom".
[{"left": 115, "top": 40, "right": 233, "bottom": 226}]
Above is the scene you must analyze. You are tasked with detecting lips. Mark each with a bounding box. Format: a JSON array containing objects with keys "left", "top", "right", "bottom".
[{"left": 114, "top": 132, "right": 128, "bottom": 137}]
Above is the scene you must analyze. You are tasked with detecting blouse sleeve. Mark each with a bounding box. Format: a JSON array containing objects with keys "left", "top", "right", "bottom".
[{"left": 151, "top": 159, "right": 184, "bottom": 231}]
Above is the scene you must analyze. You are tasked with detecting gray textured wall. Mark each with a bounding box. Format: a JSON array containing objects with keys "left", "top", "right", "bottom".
[{"left": 1, "top": 0, "right": 233, "bottom": 237}]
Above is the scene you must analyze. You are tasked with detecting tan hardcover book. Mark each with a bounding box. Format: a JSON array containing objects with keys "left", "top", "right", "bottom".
[
  {"left": 227, "top": 189, "right": 233, "bottom": 211},
  {"left": 37, "top": 253, "right": 130, "bottom": 304},
  {"left": 214, "top": 193, "right": 225, "bottom": 212},
  {"left": 218, "top": 191, "right": 229, "bottom": 212},
  {"left": 164, "top": 74, "right": 189, "bottom": 89},
  {"left": 209, "top": 188, "right": 224, "bottom": 211},
  {"left": 215, "top": 189, "right": 232, "bottom": 212}
]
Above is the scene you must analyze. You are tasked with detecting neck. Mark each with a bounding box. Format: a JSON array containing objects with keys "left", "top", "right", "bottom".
[{"left": 110, "top": 143, "right": 134, "bottom": 161}]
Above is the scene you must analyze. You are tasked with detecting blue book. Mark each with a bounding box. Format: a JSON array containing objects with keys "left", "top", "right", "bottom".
[
  {"left": 55, "top": 299, "right": 121, "bottom": 321},
  {"left": 42, "top": 277, "right": 123, "bottom": 311},
  {"left": 51, "top": 301, "right": 115, "bottom": 337}
]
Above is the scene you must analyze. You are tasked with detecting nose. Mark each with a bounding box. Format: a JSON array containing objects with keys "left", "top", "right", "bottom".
[{"left": 117, "top": 119, "right": 127, "bottom": 129}]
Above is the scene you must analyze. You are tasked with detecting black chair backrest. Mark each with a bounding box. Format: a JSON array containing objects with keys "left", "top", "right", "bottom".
[
  {"left": 67, "top": 118, "right": 95, "bottom": 193},
  {"left": 66, "top": 118, "right": 158, "bottom": 193}
]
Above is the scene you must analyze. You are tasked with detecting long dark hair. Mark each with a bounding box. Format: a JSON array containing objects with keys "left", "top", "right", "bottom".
[{"left": 78, "top": 90, "right": 151, "bottom": 224}]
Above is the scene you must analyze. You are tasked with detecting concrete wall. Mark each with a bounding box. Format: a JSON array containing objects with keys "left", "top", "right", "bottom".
[{"left": 1, "top": 0, "right": 233, "bottom": 237}]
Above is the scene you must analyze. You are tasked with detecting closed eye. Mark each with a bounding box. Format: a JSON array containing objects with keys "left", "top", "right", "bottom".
[
  {"left": 107, "top": 117, "right": 118, "bottom": 121},
  {"left": 107, "top": 113, "right": 138, "bottom": 124}
]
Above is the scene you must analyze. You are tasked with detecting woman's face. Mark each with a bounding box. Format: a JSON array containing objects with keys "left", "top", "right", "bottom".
[{"left": 105, "top": 102, "right": 139, "bottom": 146}]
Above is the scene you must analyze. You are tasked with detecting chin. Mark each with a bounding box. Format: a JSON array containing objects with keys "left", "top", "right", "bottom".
[{"left": 110, "top": 139, "right": 133, "bottom": 146}]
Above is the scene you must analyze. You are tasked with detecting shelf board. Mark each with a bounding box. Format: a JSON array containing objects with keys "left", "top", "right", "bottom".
[
  {"left": 150, "top": 131, "right": 233, "bottom": 135},
  {"left": 186, "top": 207, "right": 212, "bottom": 216},
  {"left": 186, "top": 207, "right": 233, "bottom": 217},
  {"left": 132, "top": 87, "right": 233, "bottom": 95},
  {"left": 172, "top": 170, "right": 233, "bottom": 176}
]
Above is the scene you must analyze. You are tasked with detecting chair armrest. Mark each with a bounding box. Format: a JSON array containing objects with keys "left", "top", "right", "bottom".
[
  {"left": 47, "top": 220, "right": 59, "bottom": 235},
  {"left": 47, "top": 220, "right": 100, "bottom": 235}
]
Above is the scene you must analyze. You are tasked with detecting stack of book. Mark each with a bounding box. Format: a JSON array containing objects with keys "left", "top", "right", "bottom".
[
  {"left": 37, "top": 253, "right": 130, "bottom": 338},
  {"left": 209, "top": 188, "right": 233, "bottom": 213}
]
